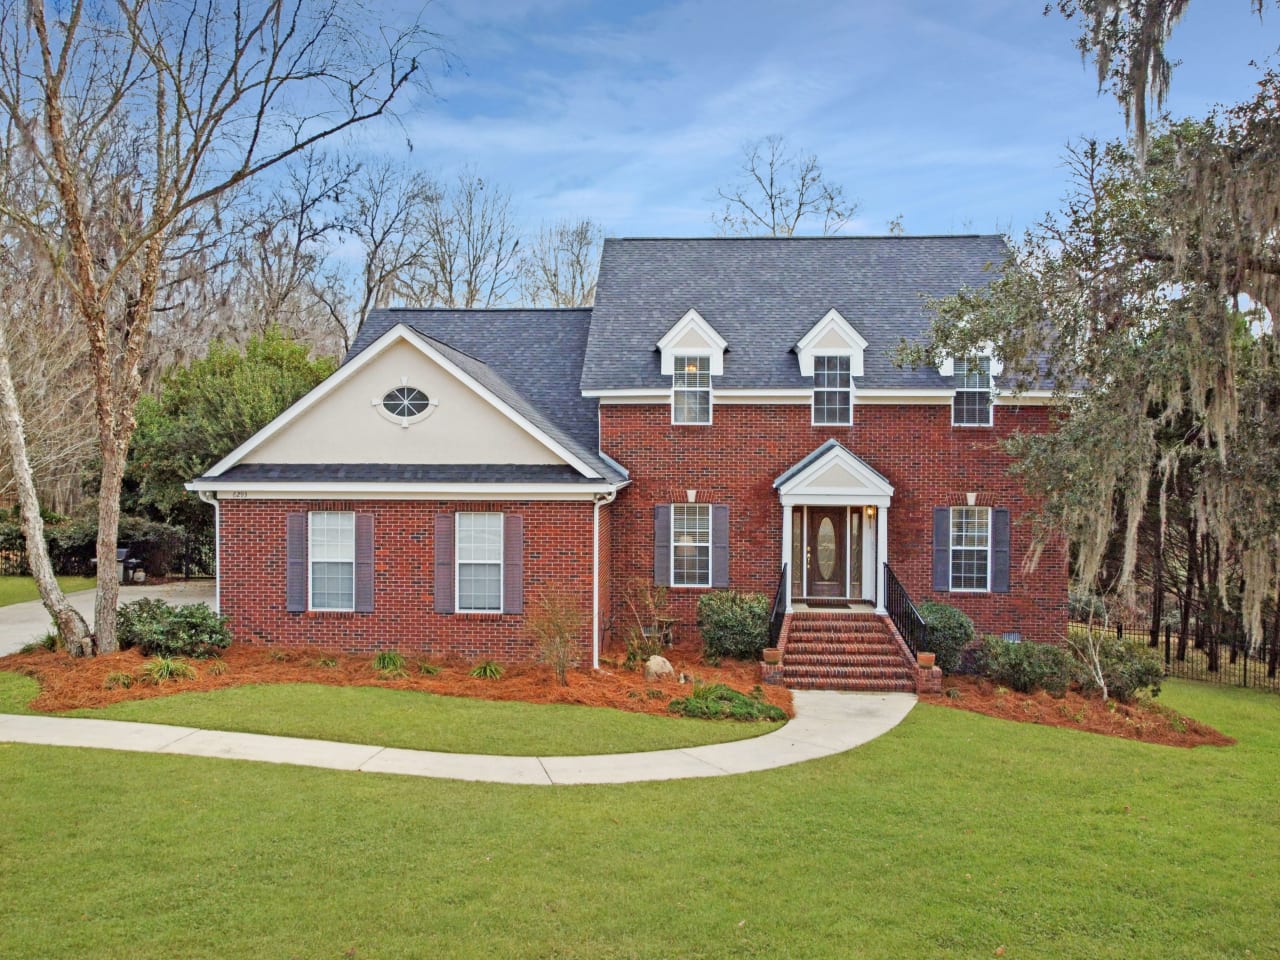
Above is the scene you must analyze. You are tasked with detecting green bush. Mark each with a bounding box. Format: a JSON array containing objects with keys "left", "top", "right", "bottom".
[
  {"left": 372, "top": 649, "right": 407, "bottom": 677},
  {"left": 696, "top": 591, "right": 770, "bottom": 661},
  {"left": 978, "top": 636, "right": 1074, "bottom": 697},
  {"left": 140, "top": 656, "right": 197, "bottom": 684},
  {"left": 917, "top": 601, "right": 976, "bottom": 674},
  {"left": 470, "top": 660, "right": 504, "bottom": 680},
  {"left": 667, "top": 683, "right": 786, "bottom": 722},
  {"left": 117, "top": 599, "right": 230, "bottom": 658},
  {"left": 1073, "top": 635, "right": 1164, "bottom": 702}
]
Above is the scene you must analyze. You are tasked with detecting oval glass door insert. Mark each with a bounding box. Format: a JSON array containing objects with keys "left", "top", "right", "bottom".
[{"left": 816, "top": 517, "right": 837, "bottom": 580}]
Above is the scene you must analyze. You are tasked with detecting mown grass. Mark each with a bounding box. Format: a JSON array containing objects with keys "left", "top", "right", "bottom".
[
  {"left": 50, "top": 682, "right": 783, "bottom": 755},
  {"left": 0, "top": 575, "right": 96, "bottom": 607},
  {"left": 0, "top": 680, "right": 1275, "bottom": 958}
]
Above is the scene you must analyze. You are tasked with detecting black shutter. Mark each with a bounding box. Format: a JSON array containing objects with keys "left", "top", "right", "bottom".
[
  {"left": 991, "top": 508, "right": 1011, "bottom": 594},
  {"left": 354, "top": 514, "right": 375, "bottom": 612},
  {"left": 286, "top": 512, "right": 307, "bottom": 612},
  {"left": 503, "top": 514, "right": 524, "bottom": 614},
  {"left": 434, "top": 514, "right": 455, "bottom": 614},
  {"left": 653, "top": 504, "right": 671, "bottom": 586},
  {"left": 711, "top": 505, "right": 729, "bottom": 588},
  {"left": 932, "top": 507, "right": 950, "bottom": 592}
]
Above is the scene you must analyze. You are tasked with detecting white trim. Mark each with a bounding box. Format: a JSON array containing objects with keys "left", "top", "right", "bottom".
[
  {"left": 657, "top": 309, "right": 728, "bottom": 376},
  {"left": 670, "top": 502, "right": 712, "bottom": 588},
  {"left": 948, "top": 505, "right": 992, "bottom": 593},
  {"left": 308, "top": 510, "right": 356, "bottom": 613},
  {"left": 187, "top": 481, "right": 620, "bottom": 500},
  {"left": 591, "top": 387, "right": 1058, "bottom": 406},
  {"left": 592, "top": 488, "right": 618, "bottom": 670},
  {"left": 937, "top": 343, "right": 1004, "bottom": 379},
  {"left": 455, "top": 512, "right": 504, "bottom": 614},
  {"left": 670, "top": 353, "right": 713, "bottom": 426},
  {"left": 796, "top": 308, "right": 868, "bottom": 377},
  {"left": 775, "top": 445, "right": 895, "bottom": 508},
  {"left": 205, "top": 324, "right": 601, "bottom": 480},
  {"left": 810, "top": 355, "right": 854, "bottom": 426}
]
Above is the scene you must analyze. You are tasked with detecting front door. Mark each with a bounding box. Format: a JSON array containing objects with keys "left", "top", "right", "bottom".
[{"left": 806, "top": 507, "right": 846, "bottom": 598}]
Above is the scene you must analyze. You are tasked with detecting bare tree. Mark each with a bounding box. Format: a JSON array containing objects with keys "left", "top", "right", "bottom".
[
  {"left": 343, "top": 161, "right": 441, "bottom": 333},
  {"left": 0, "top": 0, "right": 435, "bottom": 653},
  {"left": 714, "top": 135, "right": 858, "bottom": 236},
  {"left": 521, "top": 218, "right": 602, "bottom": 307},
  {"left": 423, "top": 170, "right": 522, "bottom": 308}
]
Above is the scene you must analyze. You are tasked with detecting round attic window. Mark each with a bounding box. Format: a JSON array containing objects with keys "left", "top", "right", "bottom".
[{"left": 375, "top": 385, "right": 435, "bottom": 426}]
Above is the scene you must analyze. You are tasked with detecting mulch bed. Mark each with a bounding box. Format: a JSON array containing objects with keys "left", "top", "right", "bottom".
[
  {"left": 921, "top": 675, "right": 1234, "bottom": 748},
  {"left": 0, "top": 643, "right": 793, "bottom": 717}
]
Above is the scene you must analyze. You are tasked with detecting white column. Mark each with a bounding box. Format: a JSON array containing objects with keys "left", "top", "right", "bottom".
[
  {"left": 781, "top": 504, "right": 793, "bottom": 612},
  {"left": 875, "top": 504, "right": 889, "bottom": 614}
]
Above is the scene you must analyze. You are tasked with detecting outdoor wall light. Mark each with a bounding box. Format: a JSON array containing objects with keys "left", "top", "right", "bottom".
[{"left": 864, "top": 505, "right": 876, "bottom": 519}]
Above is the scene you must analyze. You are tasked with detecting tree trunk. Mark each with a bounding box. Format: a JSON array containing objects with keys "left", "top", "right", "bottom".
[
  {"left": 1148, "top": 522, "right": 1164, "bottom": 647},
  {"left": 93, "top": 431, "right": 128, "bottom": 653},
  {"left": 0, "top": 321, "right": 91, "bottom": 654}
]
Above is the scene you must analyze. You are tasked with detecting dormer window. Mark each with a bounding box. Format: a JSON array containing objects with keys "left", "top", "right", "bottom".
[
  {"left": 952, "top": 357, "right": 993, "bottom": 426},
  {"left": 812, "top": 355, "right": 851, "bottom": 425},
  {"left": 672, "top": 355, "right": 711, "bottom": 424}
]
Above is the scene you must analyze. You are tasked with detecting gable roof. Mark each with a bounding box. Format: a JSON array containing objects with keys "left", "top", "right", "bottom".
[
  {"left": 351, "top": 309, "right": 625, "bottom": 483},
  {"left": 581, "top": 235, "right": 1010, "bottom": 393}
]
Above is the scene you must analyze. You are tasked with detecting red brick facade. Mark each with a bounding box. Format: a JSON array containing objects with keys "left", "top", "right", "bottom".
[
  {"left": 599, "top": 401, "right": 1069, "bottom": 646},
  {"left": 218, "top": 498, "right": 596, "bottom": 660}
]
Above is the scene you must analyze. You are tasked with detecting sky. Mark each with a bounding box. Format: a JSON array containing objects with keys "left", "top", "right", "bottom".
[{"left": 355, "top": 0, "right": 1279, "bottom": 239}]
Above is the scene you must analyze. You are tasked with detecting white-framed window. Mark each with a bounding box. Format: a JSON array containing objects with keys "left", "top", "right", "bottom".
[
  {"left": 950, "top": 506, "right": 991, "bottom": 592},
  {"left": 456, "top": 512, "right": 503, "bottom": 612},
  {"left": 672, "top": 354, "right": 711, "bottom": 424},
  {"left": 812, "top": 354, "right": 852, "bottom": 425},
  {"left": 309, "top": 511, "right": 355, "bottom": 611},
  {"left": 671, "top": 503, "right": 711, "bottom": 587},
  {"left": 952, "top": 357, "right": 993, "bottom": 426}
]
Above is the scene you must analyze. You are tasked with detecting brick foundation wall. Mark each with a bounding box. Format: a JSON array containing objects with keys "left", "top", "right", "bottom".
[
  {"left": 219, "top": 498, "right": 596, "bottom": 661},
  {"left": 600, "top": 402, "right": 1069, "bottom": 645}
]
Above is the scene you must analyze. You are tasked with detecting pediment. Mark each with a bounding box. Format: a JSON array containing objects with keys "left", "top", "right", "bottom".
[
  {"left": 796, "top": 308, "right": 868, "bottom": 377},
  {"left": 774, "top": 440, "right": 894, "bottom": 506}
]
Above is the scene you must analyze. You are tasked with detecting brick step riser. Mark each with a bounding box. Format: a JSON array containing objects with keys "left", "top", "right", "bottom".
[
  {"left": 783, "top": 668, "right": 915, "bottom": 682},
  {"left": 786, "top": 678, "right": 917, "bottom": 692},
  {"left": 783, "top": 655, "right": 907, "bottom": 668},
  {"left": 787, "top": 627, "right": 895, "bottom": 639},
  {"left": 784, "top": 643, "right": 903, "bottom": 656}
]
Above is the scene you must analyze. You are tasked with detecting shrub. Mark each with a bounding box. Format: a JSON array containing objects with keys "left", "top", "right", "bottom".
[
  {"left": 372, "top": 650, "right": 407, "bottom": 677},
  {"left": 527, "top": 589, "right": 584, "bottom": 686},
  {"left": 978, "top": 636, "right": 1074, "bottom": 697},
  {"left": 668, "top": 682, "right": 786, "bottom": 722},
  {"left": 117, "top": 599, "right": 230, "bottom": 658},
  {"left": 103, "top": 671, "right": 135, "bottom": 690},
  {"left": 141, "top": 656, "right": 197, "bottom": 684},
  {"left": 917, "top": 601, "right": 976, "bottom": 674},
  {"left": 1070, "top": 631, "right": 1163, "bottom": 703},
  {"left": 470, "top": 660, "right": 504, "bottom": 680},
  {"left": 696, "top": 590, "right": 770, "bottom": 662}
]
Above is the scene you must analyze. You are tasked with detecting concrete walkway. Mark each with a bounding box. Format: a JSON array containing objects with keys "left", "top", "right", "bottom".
[
  {"left": 0, "top": 690, "right": 916, "bottom": 785},
  {"left": 0, "top": 581, "right": 216, "bottom": 655}
]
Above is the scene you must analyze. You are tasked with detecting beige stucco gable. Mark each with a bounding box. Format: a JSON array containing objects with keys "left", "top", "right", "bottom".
[{"left": 245, "top": 339, "right": 566, "bottom": 466}]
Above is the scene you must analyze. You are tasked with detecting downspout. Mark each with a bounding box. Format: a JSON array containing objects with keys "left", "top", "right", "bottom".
[
  {"left": 197, "top": 491, "right": 220, "bottom": 614},
  {"left": 592, "top": 488, "right": 618, "bottom": 670}
]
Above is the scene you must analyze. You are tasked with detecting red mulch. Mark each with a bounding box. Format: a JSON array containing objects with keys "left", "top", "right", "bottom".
[
  {"left": 0, "top": 643, "right": 793, "bottom": 717},
  {"left": 922, "top": 675, "right": 1234, "bottom": 748}
]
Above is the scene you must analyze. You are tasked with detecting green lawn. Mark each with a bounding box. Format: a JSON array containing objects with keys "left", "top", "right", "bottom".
[
  {"left": 37, "top": 682, "right": 783, "bottom": 755},
  {"left": 1, "top": 680, "right": 1276, "bottom": 959},
  {"left": 0, "top": 575, "right": 96, "bottom": 607}
]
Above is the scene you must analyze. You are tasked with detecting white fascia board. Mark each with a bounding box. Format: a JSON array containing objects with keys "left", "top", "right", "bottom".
[
  {"left": 206, "top": 323, "right": 601, "bottom": 481},
  {"left": 657, "top": 309, "right": 728, "bottom": 376},
  {"left": 185, "top": 480, "right": 621, "bottom": 501},
  {"left": 779, "top": 491, "right": 893, "bottom": 508},
  {"left": 776, "top": 445, "right": 895, "bottom": 500}
]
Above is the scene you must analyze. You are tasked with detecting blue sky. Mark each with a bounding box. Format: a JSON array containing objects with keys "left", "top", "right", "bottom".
[{"left": 361, "top": 1, "right": 1278, "bottom": 239}]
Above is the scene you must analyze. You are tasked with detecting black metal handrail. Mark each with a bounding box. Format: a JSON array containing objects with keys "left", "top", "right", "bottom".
[
  {"left": 768, "top": 563, "right": 788, "bottom": 645},
  {"left": 884, "top": 563, "right": 929, "bottom": 657}
]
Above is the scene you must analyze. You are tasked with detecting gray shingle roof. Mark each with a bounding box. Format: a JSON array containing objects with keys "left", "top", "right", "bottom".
[
  {"left": 207, "top": 463, "right": 602, "bottom": 484},
  {"left": 350, "top": 308, "right": 624, "bottom": 482},
  {"left": 581, "top": 236, "right": 1009, "bottom": 392}
]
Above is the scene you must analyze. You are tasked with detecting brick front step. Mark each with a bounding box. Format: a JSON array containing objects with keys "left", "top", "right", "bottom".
[
  {"left": 780, "top": 612, "right": 916, "bottom": 693},
  {"left": 785, "top": 676, "right": 917, "bottom": 693}
]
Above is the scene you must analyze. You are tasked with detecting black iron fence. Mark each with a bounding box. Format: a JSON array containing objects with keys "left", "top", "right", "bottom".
[
  {"left": 1070, "top": 621, "right": 1280, "bottom": 695},
  {"left": 0, "top": 528, "right": 215, "bottom": 581},
  {"left": 768, "top": 563, "right": 788, "bottom": 645},
  {"left": 884, "top": 563, "right": 929, "bottom": 658}
]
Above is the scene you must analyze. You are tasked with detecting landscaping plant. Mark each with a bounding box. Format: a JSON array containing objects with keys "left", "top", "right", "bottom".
[
  {"left": 140, "top": 656, "right": 197, "bottom": 685},
  {"left": 526, "top": 589, "right": 584, "bottom": 686},
  {"left": 372, "top": 650, "right": 408, "bottom": 678},
  {"left": 917, "top": 601, "right": 976, "bottom": 674},
  {"left": 469, "top": 660, "right": 504, "bottom": 680},
  {"left": 978, "top": 636, "right": 1074, "bottom": 697},
  {"left": 696, "top": 590, "right": 770, "bottom": 662},
  {"left": 668, "top": 682, "right": 787, "bottom": 722},
  {"left": 117, "top": 599, "right": 230, "bottom": 659}
]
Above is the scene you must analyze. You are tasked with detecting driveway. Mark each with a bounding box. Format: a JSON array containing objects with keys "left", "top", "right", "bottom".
[{"left": 0, "top": 580, "right": 217, "bottom": 655}]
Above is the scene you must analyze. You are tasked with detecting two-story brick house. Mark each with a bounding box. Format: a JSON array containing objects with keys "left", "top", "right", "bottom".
[{"left": 188, "top": 236, "right": 1068, "bottom": 690}]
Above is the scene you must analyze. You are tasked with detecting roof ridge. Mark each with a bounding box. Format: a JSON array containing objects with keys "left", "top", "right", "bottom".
[
  {"left": 371, "top": 306, "right": 592, "bottom": 313},
  {"left": 602, "top": 234, "right": 1002, "bottom": 241}
]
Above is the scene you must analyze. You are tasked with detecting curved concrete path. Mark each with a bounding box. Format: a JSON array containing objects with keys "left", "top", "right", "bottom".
[{"left": 0, "top": 690, "right": 915, "bottom": 785}]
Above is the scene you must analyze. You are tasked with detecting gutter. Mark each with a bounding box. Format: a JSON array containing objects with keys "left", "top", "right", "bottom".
[{"left": 591, "top": 485, "right": 623, "bottom": 670}]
